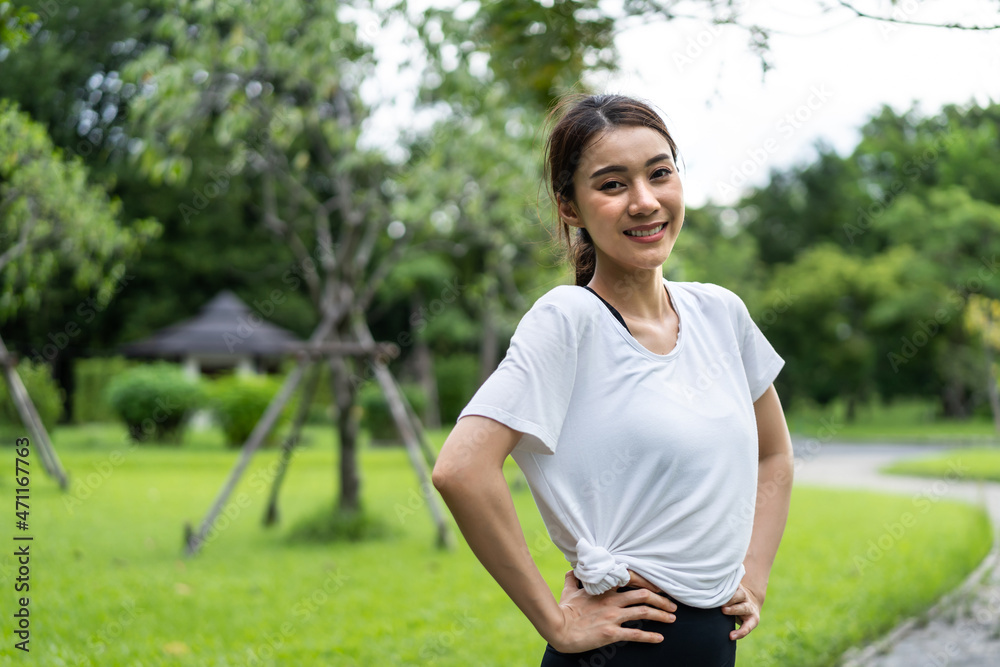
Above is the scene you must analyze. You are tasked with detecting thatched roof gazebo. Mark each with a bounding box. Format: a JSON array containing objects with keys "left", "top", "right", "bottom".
[{"left": 120, "top": 290, "right": 301, "bottom": 378}]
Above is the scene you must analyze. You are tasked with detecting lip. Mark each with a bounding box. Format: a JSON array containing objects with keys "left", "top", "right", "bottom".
[{"left": 623, "top": 221, "right": 668, "bottom": 243}]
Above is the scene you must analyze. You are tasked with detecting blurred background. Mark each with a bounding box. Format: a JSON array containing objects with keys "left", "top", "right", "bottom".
[{"left": 1, "top": 1, "right": 1000, "bottom": 665}]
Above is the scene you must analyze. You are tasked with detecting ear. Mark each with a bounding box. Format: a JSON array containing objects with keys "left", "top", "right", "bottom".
[{"left": 557, "top": 194, "right": 584, "bottom": 229}]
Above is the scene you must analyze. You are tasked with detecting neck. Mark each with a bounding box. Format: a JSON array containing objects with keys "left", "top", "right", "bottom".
[{"left": 587, "top": 259, "right": 670, "bottom": 321}]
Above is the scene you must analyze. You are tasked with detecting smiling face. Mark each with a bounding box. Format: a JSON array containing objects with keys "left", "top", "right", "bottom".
[{"left": 557, "top": 125, "right": 685, "bottom": 281}]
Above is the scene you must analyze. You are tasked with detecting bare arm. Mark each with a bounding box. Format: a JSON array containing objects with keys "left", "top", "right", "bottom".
[
  {"left": 722, "top": 383, "right": 795, "bottom": 639},
  {"left": 432, "top": 415, "right": 676, "bottom": 652}
]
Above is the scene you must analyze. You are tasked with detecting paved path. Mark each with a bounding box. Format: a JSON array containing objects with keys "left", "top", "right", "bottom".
[{"left": 789, "top": 439, "right": 1000, "bottom": 667}]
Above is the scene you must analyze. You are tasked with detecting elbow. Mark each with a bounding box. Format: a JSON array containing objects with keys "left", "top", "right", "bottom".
[
  {"left": 432, "top": 450, "right": 470, "bottom": 497},
  {"left": 431, "top": 459, "right": 453, "bottom": 494}
]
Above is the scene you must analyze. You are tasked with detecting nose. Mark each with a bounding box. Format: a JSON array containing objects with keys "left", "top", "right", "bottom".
[{"left": 628, "top": 181, "right": 660, "bottom": 217}]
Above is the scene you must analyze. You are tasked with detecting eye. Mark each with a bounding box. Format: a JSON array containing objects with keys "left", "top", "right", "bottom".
[
  {"left": 652, "top": 167, "right": 673, "bottom": 179},
  {"left": 599, "top": 180, "right": 625, "bottom": 191}
]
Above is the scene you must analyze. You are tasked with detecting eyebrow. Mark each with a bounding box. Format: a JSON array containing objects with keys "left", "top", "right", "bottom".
[{"left": 589, "top": 153, "right": 674, "bottom": 179}]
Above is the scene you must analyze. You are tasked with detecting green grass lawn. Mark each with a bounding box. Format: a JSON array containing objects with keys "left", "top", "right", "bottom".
[
  {"left": 785, "top": 397, "right": 1000, "bottom": 443},
  {"left": 882, "top": 446, "right": 1000, "bottom": 482},
  {"left": 0, "top": 423, "right": 992, "bottom": 666}
]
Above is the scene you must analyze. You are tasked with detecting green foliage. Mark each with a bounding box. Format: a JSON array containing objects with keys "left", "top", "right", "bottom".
[
  {"left": 287, "top": 504, "right": 394, "bottom": 544},
  {"left": 208, "top": 373, "right": 287, "bottom": 448},
  {"left": 0, "top": 3, "right": 37, "bottom": 51},
  {"left": 358, "top": 381, "right": 427, "bottom": 442},
  {"left": 883, "top": 446, "right": 1000, "bottom": 482},
  {"left": 785, "top": 396, "right": 999, "bottom": 442},
  {"left": 434, "top": 354, "right": 481, "bottom": 424},
  {"left": 0, "top": 99, "right": 160, "bottom": 321},
  {"left": 103, "top": 363, "right": 202, "bottom": 443},
  {"left": 0, "top": 359, "right": 64, "bottom": 430},
  {"left": 72, "top": 356, "right": 137, "bottom": 423},
  {"left": 742, "top": 101, "right": 1000, "bottom": 416},
  {"left": 469, "top": 0, "right": 615, "bottom": 108}
]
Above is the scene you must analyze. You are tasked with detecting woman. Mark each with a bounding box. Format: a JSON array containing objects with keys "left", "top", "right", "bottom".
[{"left": 431, "top": 93, "right": 794, "bottom": 666}]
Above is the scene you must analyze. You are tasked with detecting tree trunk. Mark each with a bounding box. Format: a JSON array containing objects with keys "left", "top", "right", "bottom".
[
  {"left": 984, "top": 345, "right": 1000, "bottom": 434},
  {"left": 940, "top": 379, "right": 969, "bottom": 419},
  {"left": 53, "top": 350, "right": 74, "bottom": 424},
  {"left": 478, "top": 282, "right": 499, "bottom": 387},
  {"left": 329, "top": 340, "right": 361, "bottom": 513},
  {"left": 410, "top": 297, "right": 441, "bottom": 429}
]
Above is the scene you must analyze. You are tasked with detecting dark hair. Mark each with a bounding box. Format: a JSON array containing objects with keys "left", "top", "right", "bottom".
[{"left": 542, "top": 94, "right": 679, "bottom": 286}]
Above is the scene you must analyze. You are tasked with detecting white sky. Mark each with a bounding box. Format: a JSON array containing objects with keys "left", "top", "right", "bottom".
[
  {"left": 596, "top": 0, "right": 1000, "bottom": 206},
  {"left": 359, "top": 0, "right": 1000, "bottom": 208}
]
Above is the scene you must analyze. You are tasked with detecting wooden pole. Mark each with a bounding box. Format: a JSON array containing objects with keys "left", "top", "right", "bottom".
[
  {"left": 185, "top": 312, "right": 338, "bottom": 556},
  {"left": 353, "top": 318, "right": 453, "bottom": 549},
  {"left": 262, "top": 361, "right": 323, "bottom": 526},
  {"left": 0, "top": 335, "right": 68, "bottom": 489}
]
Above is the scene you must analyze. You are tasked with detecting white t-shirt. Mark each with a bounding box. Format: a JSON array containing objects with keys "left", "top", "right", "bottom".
[{"left": 457, "top": 277, "right": 785, "bottom": 608}]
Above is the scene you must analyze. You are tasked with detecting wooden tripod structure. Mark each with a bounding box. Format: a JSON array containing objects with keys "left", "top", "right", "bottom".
[
  {"left": 183, "top": 312, "right": 452, "bottom": 556},
  {"left": 0, "top": 335, "right": 69, "bottom": 490}
]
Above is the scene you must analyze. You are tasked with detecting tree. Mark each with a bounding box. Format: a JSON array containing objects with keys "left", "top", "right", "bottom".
[
  {"left": 0, "top": 3, "right": 36, "bottom": 51},
  {"left": 117, "top": 1, "right": 454, "bottom": 550},
  {"left": 0, "top": 99, "right": 159, "bottom": 484},
  {"left": 740, "top": 101, "right": 1000, "bottom": 417},
  {"left": 965, "top": 295, "right": 1000, "bottom": 432}
]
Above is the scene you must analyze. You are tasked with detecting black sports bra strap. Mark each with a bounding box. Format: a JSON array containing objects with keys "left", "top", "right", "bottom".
[{"left": 581, "top": 286, "right": 631, "bottom": 333}]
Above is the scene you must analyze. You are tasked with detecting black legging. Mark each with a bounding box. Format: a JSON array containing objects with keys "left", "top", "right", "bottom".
[{"left": 539, "top": 590, "right": 736, "bottom": 667}]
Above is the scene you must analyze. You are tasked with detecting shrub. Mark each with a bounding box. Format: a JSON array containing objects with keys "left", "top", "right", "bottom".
[
  {"left": 434, "top": 353, "right": 480, "bottom": 424},
  {"left": 103, "top": 363, "right": 203, "bottom": 443},
  {"left": 73, "top": 356, "right": 136, "bottom": 423},
  {"left": 208, "top": 374, "right": 288, "bottom": 448},
  {"left": 0, "top": 360, "right": 64, "bottom": 435},
  {"left": 358, "top": 381, "right": 427, "bottom": 443}
]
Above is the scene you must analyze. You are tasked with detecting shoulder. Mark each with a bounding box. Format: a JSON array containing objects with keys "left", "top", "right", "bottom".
[
  {"left": 533, "top": 284, "right": 595, "bottom": 312},
  {"left": 514, "top": 284, "right": 598, "bottom": 339},
  {"left": 669, "top": 279, "right": 748, "bottom": 315}
]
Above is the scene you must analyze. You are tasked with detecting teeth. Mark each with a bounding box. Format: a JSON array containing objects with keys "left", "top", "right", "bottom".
[{"left": 624, "top": 224, "right": 665, "bottom": 238}]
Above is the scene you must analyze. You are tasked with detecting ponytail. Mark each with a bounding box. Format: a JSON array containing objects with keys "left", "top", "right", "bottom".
[{"left": 572, "top": 228, "right": 596, "bottom": 286}]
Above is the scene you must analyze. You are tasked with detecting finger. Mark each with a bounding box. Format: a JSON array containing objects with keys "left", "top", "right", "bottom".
[
  {"left": 614, "top": 627, "right": 665, "bottom": 645},
  {"left": 730, "top": 615, "right": 759, "bottom": 641},
  {"left": 619, "top": 604, "right": 675, "bottom": 625},
  {"left": 627, "top": 570, "right": 662, "bottom": 594},
  {"left": 562, "top": 571, "right": 581, "bottom": 595},
  {"left": 721, "top": 602, "right": 746, "bottom": 616},
  {"left": 621, "top": 588, "right": 677, "bottom": 612},
  {"left": 724, "top": 589, "right": 746, "bottom": 606}
]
